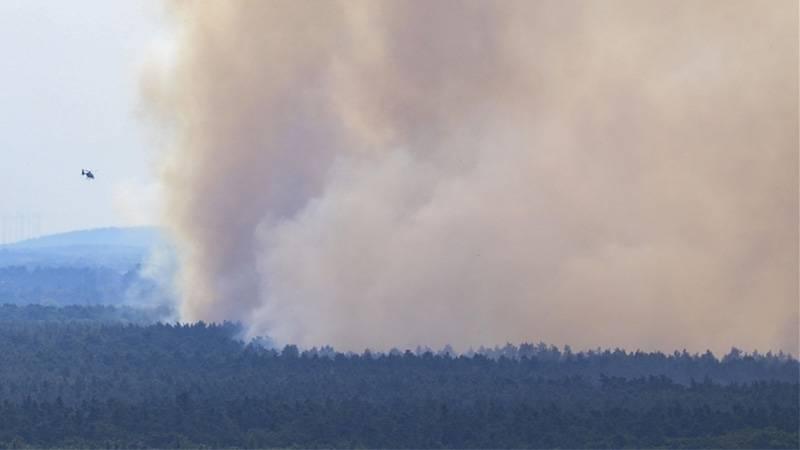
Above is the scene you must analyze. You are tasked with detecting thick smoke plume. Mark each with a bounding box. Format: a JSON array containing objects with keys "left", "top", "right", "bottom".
[{"left": 144, "top": 1, "right": 798, "bottom": 353}]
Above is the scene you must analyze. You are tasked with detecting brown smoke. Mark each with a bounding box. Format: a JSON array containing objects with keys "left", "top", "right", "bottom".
[{"left": 144, "top": 0, "right": 799, "bottom": 353}]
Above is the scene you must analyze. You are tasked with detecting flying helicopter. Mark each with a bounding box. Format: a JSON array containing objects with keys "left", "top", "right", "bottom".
[{"left": 81, "top": 169, "right": 95, "bottom": 180}]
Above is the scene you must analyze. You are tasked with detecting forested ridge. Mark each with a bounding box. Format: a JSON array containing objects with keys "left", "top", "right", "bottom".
[
  {"left": 0, "top": 266, "right": 161, "bottom": 305},
  {"left": 0, "top": 305, "right": 797, "bottom": 448}
]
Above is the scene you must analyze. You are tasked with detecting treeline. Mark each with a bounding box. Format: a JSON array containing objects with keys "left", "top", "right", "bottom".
[
  {"left": 0, "top": 303, "right": 172, "bottom": 324},
  {"left": 0, "top": 310, "right": 796, "bottom": 448}
]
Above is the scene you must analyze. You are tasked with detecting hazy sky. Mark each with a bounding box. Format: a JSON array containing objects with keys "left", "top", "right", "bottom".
[{"left": 0, "top": 0, "right": 163, "bottom": 240}]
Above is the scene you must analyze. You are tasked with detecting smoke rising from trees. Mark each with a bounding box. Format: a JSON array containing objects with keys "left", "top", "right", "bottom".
[{"left": 143, "top": 1, "right": 798, "bottom": 353}]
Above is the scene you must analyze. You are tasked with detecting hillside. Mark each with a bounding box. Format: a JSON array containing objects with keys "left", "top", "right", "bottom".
[
  {"left": 5, "top": 226, "right": 160, "bottom": 250},
  {"left": 0, "top": 227, "right": 163, "bottom": 269}
]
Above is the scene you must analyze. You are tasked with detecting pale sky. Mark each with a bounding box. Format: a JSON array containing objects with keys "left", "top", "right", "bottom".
[{"left": 0, "top": 0, "right": 165, "bottom": 241}]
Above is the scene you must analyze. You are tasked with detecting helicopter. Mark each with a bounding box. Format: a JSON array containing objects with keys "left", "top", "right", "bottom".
[{"left": 81, "top": 169, "right": 95, "bottom": 180}]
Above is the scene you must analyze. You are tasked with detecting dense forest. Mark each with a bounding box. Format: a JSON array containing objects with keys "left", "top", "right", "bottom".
[{"left": 0, "top": 305, "right": 797, "bottom": 448}]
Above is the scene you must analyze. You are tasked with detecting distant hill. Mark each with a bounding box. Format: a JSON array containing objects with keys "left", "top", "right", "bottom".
[
  {"left": 6, "top": 226, "right": 161, "bottom": 250},
  {"left": 0, "top": 227, "right": 176, "bottom": 305},
  {"left": 0, "top": 227, "right": 165, "bottom": 269}
]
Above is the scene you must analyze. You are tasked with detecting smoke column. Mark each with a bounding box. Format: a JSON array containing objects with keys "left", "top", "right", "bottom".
[{"left": 143, "top": 1, "right": 798, "bottom": 353}]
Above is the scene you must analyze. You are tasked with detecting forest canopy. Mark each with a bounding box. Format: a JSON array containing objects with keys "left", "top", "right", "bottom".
[{"left": 0, "top": 304, "right": 796, "bottom": 448}]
